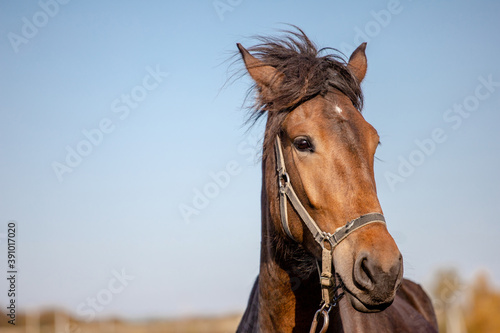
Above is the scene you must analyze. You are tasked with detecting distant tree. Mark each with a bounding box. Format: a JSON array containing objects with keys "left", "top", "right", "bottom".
[
  {"left": 430, "top": 268, "right": 466, "bottom": 333},
  {"left": 464, "top": 271, "right": 500, "bottom": 333}
]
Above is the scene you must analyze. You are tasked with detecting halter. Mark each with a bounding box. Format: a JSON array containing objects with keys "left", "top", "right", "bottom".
[{"left": 274, "top": 135, "right": 386, "bottom": 333}]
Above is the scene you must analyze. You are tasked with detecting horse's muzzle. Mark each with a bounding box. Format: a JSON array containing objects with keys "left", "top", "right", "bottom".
[{"left": 348, "top": 251, "right": 403, "bottom": 312}]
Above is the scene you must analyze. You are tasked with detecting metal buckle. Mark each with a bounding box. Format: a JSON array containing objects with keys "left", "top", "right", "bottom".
[{"left": 278, "top": 171, "right": 290, "bottom": 189}]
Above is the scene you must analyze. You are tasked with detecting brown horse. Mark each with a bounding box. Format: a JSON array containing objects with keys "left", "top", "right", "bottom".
[{"left": 235, "top": 29, "right": 438, "bottom": 332}]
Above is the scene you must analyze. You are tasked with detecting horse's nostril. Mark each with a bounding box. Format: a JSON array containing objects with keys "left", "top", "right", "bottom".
[
  {"left": 353, "top": 251, "right": 403, "bottom": 301},
  {"left": 354, "top": 254, "right": 375, "bottom": 291},
  {"left": 361, "top": 258, "right": 373, "bottom": 280}
]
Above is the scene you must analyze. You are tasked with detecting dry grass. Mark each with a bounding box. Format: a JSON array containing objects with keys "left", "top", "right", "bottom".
[{"left": 0, "top": 311, "right": 242, "bottom": 333}]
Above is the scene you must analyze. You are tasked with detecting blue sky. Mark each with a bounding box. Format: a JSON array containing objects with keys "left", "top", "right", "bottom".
[{"left": 0, "top": 0, "right": 499, "bottom": 320}]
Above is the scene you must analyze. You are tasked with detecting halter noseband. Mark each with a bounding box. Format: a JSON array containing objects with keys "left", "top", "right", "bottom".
[{"left": 274, "top": 135, "right": 386, "bottom": 333}]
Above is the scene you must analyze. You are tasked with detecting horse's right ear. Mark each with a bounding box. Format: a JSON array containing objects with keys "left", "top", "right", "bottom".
[{"left": 237, "top": 43, "right": 282, "bottom": 92}]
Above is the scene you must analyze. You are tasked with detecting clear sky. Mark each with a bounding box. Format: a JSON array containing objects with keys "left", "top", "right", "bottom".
[{"left": 0, "top": 0, "right": 499, "bottom": 320}]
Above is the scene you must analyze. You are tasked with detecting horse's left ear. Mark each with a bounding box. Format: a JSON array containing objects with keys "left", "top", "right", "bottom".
[{"left": 348, "top": 43, "right": 367, "bottom": 83}]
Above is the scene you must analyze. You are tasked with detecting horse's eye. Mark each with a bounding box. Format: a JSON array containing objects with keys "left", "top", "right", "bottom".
[{"left": 294, "top": 137, "right": 314, "bottom": 152}]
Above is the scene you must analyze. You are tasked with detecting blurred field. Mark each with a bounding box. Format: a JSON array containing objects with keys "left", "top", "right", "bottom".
[
  {"left": 2, "top": 269, "right": 499, "bottom": 333},
  {"left": 0, "top": 311, "right": 242, "bottom": 333},
  {"left": 430, "top": 269, "right": 500, "bottom": 333}
]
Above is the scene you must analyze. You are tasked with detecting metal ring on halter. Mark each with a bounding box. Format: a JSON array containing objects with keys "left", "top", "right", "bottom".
[
  {"left": 326, "top": 235, "right": 337, "bottom": 251},
  {"left": 319, "top": 233, "right": 332, "bottom": 248},
  {"left": 318, "top": 232, "right": 337, "bottom": 251},
  {"left": 309, "top": 303, "right": 332, "bottom": 333}
]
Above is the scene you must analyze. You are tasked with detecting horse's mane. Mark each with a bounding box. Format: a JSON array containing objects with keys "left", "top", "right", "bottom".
[
  {"left": 246, "top": 27, "right": 363, "bottom": 119},
  {"left": 242, "top": 27, "right": 364, "bottom": 162}
]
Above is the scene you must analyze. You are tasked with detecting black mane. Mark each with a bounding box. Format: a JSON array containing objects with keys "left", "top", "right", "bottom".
[
  {"left": 246, "top": 27, "right": 363, "bottom": 122},
  {"left": 241, "top": 27, "right": 364, "bottom": 166}
]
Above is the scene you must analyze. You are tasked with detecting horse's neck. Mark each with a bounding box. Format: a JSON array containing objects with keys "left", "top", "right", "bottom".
[
  {"left": 257, "top": 155, "right": 347, "bottom": 332},
  {"left": 258, "top": 190, "right": 335, "bottom": 331},
  {"left": 258, "top": 238, "right": 345, "bottom": 332}
]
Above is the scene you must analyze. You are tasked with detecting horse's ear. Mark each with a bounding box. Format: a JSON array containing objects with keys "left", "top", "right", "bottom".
[
  {"left": 237, "top": 43, "right": 282, "bottom": 91},
  {"left": 348, "top": 43, "right": 367, "bottom": 83}
]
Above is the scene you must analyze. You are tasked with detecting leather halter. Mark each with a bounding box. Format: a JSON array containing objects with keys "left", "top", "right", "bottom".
[{"left": 274, "top": 135, "right": 386, "bottom": 333}]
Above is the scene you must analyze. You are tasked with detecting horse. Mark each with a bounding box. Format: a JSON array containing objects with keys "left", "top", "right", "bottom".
[{"left": 234, "top": 28, "right": 438, "bottom": 332}]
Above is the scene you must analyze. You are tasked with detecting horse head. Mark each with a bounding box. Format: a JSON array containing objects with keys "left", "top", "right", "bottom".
[{"left": 238, "top": 32, "right": 402, "bottom": 313}]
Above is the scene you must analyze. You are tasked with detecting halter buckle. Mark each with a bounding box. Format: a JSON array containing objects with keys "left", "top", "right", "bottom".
[
  {"left": 278, "top": 171, "right": 290, "bottom": 190},
  {"left": 320, "top": 271, "right": 333, "bottom": 287}
]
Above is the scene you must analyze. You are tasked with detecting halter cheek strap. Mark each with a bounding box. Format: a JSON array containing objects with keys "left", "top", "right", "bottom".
[
  {"left": 275, "top": 135, "right": 386, "bottom": 249},
  {"left": 275, "top": 135, "right": 324, "bottom": 243},
  {"left": 274, "top": 135, "right": 386, "bottom": 333}
]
